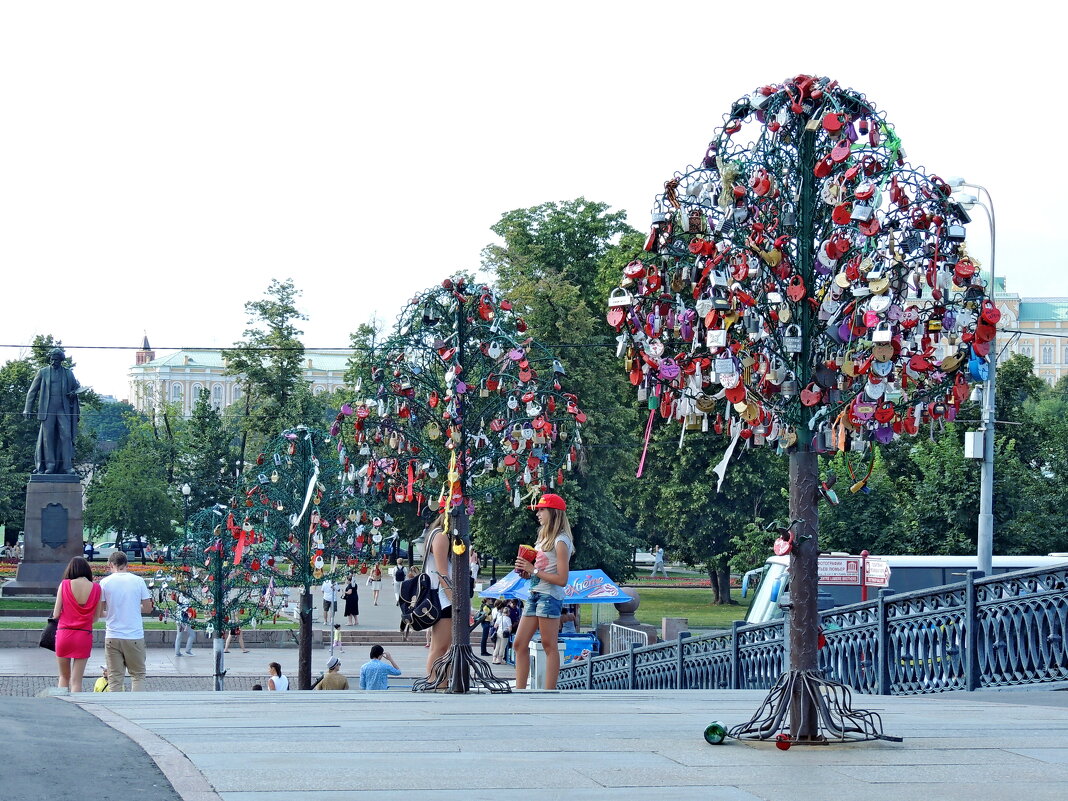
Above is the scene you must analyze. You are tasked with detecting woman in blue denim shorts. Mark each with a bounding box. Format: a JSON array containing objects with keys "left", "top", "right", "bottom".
[{"left": 512, "top": 493, "right": 574, "bottom": 690}]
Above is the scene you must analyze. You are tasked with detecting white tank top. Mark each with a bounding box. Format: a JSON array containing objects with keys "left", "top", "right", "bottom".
[{"left": 271, "top": 674, "right": 289, "bottom": 691}]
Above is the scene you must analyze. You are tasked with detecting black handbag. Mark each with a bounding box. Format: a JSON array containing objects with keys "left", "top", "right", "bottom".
[{"left": 39, "top": 618, "right": 58, "bottom": 651}]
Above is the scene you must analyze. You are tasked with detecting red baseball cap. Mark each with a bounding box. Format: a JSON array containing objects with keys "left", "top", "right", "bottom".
[{"left": 533, "top": 493, "right": 567, "bottom": 511}]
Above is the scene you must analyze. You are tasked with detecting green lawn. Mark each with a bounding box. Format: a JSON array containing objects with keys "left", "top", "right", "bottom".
[
  {"left": 631, "top": 587, "right": 750, "bottom": 630},
  {"left": 0, "top": 599, "right": 53, "bottom": 610}
]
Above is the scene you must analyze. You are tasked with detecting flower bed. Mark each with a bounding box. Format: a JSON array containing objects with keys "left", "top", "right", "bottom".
[{"left": 0, "top": 562, "right": 168, "bottom": 581}]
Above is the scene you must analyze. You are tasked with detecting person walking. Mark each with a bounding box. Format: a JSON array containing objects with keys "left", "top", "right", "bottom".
[
  {"left": 99, "top": 551, "right": 153, "bottom": 692},
  {"left": 491, "top": 600, "right": 511, "bottom": 665},
  {"left": 366, "top": 563, "right": 383, "bottom": 606},
  {"left": 359, "top": 645, "right": 402, "bottom": 690},
  {"left": 321, "top": 578, "right": 337, "bottom": 624},
  {"left": 313, "top": 656, "right": 350, "bottom": 690},
  {"left": 52, "top": 556, "right": 101, "bottom": 693},
  {"left": 650, "top": 545, "right": 668, "bottom": 578},
  {"left": 477, "top": 597, "right": 494, "bottom": 656},
  {"left": 512, "top": 494, "right": 574, "bottom": 690},
  {"left": 342, "top": 574, "right": 360, "bottom": 626},
  {"left": 224, "top": 626, "right": 248, "bottom": 653},
  {"left": 267, "top": 662, "right": 289, "bottom": 691},
  {"left": 392, "top": 559, "right": 406, "bottom": 602},
  {"left": 174, "top": 607, "right": 195, "bottom": 657}
]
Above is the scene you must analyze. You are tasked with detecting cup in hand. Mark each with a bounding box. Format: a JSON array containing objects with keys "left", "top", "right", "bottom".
[{"left": 515, "top": 544, "right": 538, "bottom": 578}]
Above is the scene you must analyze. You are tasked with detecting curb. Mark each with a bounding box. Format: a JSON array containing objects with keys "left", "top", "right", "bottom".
[{"left": 65, "top": 697, "right": 222, "bottom": 801}]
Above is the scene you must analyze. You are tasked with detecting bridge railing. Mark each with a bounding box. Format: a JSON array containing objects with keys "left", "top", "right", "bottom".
[{"left": 557, "top": 563, "right": 1068, "bottom": 694}]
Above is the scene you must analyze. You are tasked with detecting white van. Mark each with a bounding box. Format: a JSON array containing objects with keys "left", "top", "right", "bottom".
[{"left": 742, "top": 554, "right": 1068, "bottom": 624}]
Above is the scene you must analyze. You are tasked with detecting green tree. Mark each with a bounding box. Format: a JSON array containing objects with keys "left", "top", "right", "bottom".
[
  {"left": 178, "top": 389, "right": 235, "bottom": 514},
  {"left": 479, "top": 200, "right": 642, "bottom": 578},
  {"left": 222, "top": 278, "right": 308, "bottom": 472},
  {"left": 84, "top": 423, "right": 177, "bottom": 549},
  {"left": 628, "top": 424, "right": 788, "bottom": 602}
]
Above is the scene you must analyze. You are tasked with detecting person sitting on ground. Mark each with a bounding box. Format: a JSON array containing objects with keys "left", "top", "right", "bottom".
[
  {"left": 267, "top": 662, "right": 289, "bottom": 691},
  {"left": 93, "top": 667, "right": 109, "bottom": 693},
  {"left": 314, "top": 656, "right": 350, "bottom": 690},
  {"left": 251, "top": 684, "right": 263, "bottom": 691},
  {"left": 359, "top": 645, "right": 402, "bottom": 690}
]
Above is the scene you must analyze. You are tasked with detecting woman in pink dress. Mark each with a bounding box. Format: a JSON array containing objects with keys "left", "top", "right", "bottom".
[{"left": 51, "top": 556, "right": 101, "bottom": 693}]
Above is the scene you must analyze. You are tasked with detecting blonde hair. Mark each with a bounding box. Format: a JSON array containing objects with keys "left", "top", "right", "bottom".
[{"left": 535, "top": 508, "right": 572, "bottom": 554}]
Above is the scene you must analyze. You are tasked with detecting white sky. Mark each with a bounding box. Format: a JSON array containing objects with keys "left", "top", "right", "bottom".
[{"left": 1, "top": 1, "right": 1062, "bottom": 398}]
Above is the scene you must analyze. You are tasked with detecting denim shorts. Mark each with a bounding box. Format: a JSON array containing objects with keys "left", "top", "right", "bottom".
[{"left": 524, "top": 592, "right": 563, "bottom": 619}]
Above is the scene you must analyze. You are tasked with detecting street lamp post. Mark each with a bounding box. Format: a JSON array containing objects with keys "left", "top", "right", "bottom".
[
  {"left": 950, "top": 179, "right": 996, "bottom": 577},
  {"left": 181, "top": 483, "right": 191, "bottom": 558}
]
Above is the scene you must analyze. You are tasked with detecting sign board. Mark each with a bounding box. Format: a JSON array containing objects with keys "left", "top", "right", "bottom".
[{"left": 817, "top": 556, "right": 891, "bottom": 587}]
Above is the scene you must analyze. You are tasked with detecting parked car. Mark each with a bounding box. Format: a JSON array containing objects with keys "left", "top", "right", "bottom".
[{"left": 86, "top": 540, "right": 154, "bottom": 561}]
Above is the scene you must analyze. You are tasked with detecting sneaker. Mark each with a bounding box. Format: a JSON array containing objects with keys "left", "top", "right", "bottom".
[
  {"left": 184, "top": 651, "right": 194, "bottom": 655},
  {"left": 175, "top": 653, "right": 183, "bottom": 657}
]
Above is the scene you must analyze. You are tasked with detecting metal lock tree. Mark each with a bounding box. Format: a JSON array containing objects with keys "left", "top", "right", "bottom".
[
  {"left": 611, "top": 74, "right": 997, "bottom": 743},
  {"left": 163, "top": 506, "right": 272, "bottom": 690},
  {"left": 232, "top": 426, "right": 390, "bottom": 689},
  {"left": 360, "top": 277, "right": 585, "bottom": 693}
]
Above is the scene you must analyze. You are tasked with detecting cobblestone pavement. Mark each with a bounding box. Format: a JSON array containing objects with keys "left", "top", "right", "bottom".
[{"left": 0, "top": 674, "right": 261, "bottom": 696}]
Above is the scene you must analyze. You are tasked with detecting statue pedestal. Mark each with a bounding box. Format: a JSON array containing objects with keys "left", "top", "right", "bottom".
[{"left": 4, "top": 475, "right": 84, "bottom": 596}]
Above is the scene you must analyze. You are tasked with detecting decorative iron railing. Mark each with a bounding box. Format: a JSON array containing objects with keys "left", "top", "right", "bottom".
[{"left": 558, "top": 564, "right": 1068, "bottom": 694}]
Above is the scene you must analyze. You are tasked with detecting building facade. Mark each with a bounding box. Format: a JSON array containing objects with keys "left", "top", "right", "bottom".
[
  {"left": 993, "top": 281, "right": 1068, "bottom": 385},
  {"left": 127, "top": 336, "right": 353, "bottom": 416}
]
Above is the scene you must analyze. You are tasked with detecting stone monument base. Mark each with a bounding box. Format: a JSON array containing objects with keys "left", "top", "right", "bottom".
[{"left": 3, "top": 474, "right": 83, "bottom": 596}]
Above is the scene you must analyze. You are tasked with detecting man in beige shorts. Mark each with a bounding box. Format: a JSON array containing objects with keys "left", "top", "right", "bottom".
[{"left": 99, "top": 551, "right": 153, "bottom": 691}]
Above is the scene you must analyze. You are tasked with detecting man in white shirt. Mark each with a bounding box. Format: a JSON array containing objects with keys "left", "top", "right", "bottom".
[
  {"left": 322, "top": 579, "right": 337, "bottom": 623},
  {"left": 100, "top": 551, "right": 153, "bottom": 691}
]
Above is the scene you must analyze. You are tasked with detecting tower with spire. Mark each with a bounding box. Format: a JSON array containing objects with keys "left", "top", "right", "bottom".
[{"left": 135, "top": 333, "right": 155, "bottom": 366}]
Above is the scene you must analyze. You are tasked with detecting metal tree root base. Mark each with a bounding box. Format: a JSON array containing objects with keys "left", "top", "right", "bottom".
[
  {"left": 729, "top": 670, "right": 902, "bottom": 744},
  {"left": 412, "top": 643, "right": 511, "bottom": 694}
]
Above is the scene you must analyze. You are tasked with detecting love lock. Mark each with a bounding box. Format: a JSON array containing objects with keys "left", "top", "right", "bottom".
[
  {"left": 800, "top": 382, "right": 822, "bottom": 406},
  {"left": 782, "top": 324, "right": 803, "bottom": 354}
]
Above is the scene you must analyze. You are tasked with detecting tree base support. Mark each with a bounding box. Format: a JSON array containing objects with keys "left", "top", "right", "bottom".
[
  {"left": 728, "top": 670, "right": 901, "bottom": 744},
  {"left": 412, "top": 642, "right": 511, "bottom": 694}
]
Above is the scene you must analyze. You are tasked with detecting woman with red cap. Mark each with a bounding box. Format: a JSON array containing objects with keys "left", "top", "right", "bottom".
[{"left": 512, "top": 493, "right": 574, "bottom": 690}]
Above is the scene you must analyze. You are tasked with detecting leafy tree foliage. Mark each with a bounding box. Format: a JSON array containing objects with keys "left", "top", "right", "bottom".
[
  {"left": 477, "top": 199, "right": 642, "bottom": 578},
  {"left": 84, "top": 419, "right": 177, "bottom": 547},
  {"left": 178, "top": 389, "right": 235, "bottom": 514},
  {"left": 80, "top": 399, "right": 139, "bottom": 451},
  {"left": 628, "top": 424, "right": 787, "bottom": 602},
  {"left": 222, "top": 278, "right": 308, "bottom": 471}
]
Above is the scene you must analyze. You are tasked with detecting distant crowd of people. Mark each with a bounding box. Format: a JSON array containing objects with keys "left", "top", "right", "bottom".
[{"left": 46, "top": 491, "right": 583, "bottom": 693}]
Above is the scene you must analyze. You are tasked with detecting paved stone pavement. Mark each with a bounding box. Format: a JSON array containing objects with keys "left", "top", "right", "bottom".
[
  {"left": 46, "top": 688, "right": 1068, "bottom": 801},
  {"left": 0, "top": 639, "right": 516, "bottom": 696}
]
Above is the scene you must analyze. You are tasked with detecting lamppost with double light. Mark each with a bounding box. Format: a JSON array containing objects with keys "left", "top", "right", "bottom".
[{"left": 949, "top": 178, "right": 996, "bottom": 577}]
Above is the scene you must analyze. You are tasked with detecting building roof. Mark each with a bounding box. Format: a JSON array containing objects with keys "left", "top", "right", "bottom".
[
  {"left": 1018, "top": 300, "right": 1068, "bottom": 322},
  {"left": 133, "top": 348, "right": 354, "bottom": 372}
]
